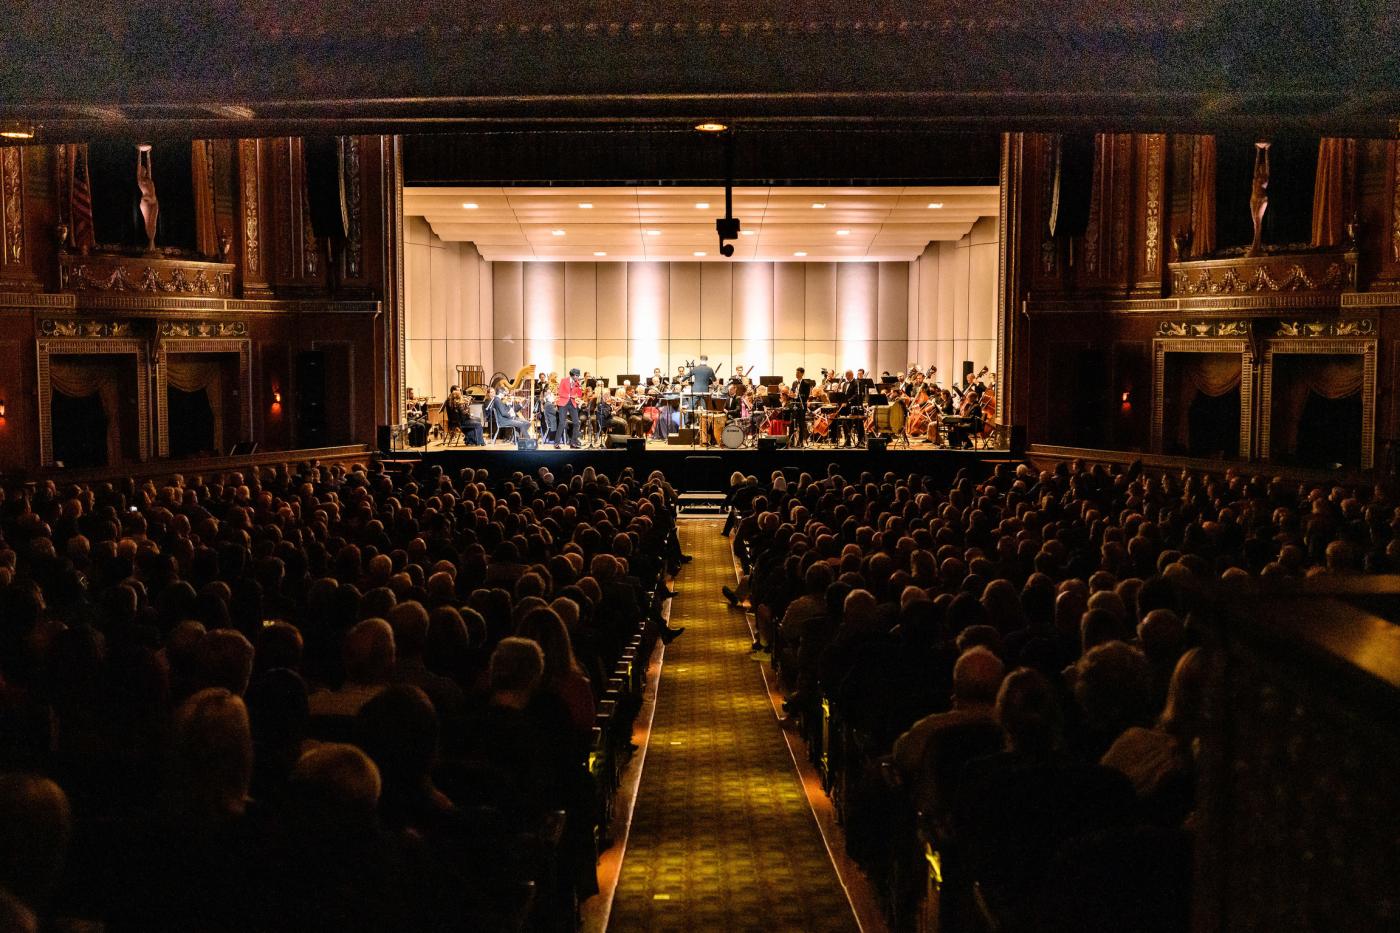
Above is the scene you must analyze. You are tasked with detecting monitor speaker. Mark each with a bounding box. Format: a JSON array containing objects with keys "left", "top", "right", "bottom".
[
  {"left": 626, "top": 437, "right": 646, "bottom": 454},
  {"left": 516, "top": 437, "right": 538, "bottom": 451},
  {"left": 757, "top": 436, "right": 787, "bottom": 452},
  {"left": 605, "top": 434, "right": 630, "bottom": 449},
  {"left": 376, "top": 424, "right": 392, "bottom": 453},
  {"left": 1010, "top": 425, "right": 1028, "bottom": 457},
  {"left": 304, "top": 137, "right": 348, "bottom": 241},
  {"left": 867, "top": 437, "right": 888, "bottom": 453}
]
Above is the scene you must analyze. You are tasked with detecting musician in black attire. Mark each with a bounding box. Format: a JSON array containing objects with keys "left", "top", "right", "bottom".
[
  {"left": 779, "top": 367, "right": 809, "bottom": 447},
  {"left": 836, "top": 370, "right": 871, "bottom": 448},
  {"left": 724, "top": 382, "right": 744, "bottom": 422},
  {"left": 486, "top": 388, "right": 530, "bottom": 439}
]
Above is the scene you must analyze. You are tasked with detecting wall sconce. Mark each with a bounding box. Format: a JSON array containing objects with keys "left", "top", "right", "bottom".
[
  {"left": 0, "top": 399, "right": 6, "bottom": 419},
  {"left": 1120, "top": 389, "right": 1132, "bottom": 412},
  {"left": 271, "top": 385, "right": 282, "bottom": 406}
]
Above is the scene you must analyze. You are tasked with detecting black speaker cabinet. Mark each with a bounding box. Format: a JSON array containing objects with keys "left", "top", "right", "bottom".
[
  {"left": 626, "top": 437, "right": 646, "bottom": 454},
  {"left": 757, "top": 436, "right": 787, "bottom": 452},
  {"left": 1010, "top": 425, "right": 1028, "bottom": 457},
  {"left": 376, "top": 425, "right": 392, "bottom": 453},
  {"left": 605, "top": 434, "right": 630, "bottom": 449},
  {"left": 515, "top": 437, "right": 539, "bottom": 450},
  {"left": 668, "top": 428, "right": 698, "bottom": 446},
  {"left": 867, "top": 437, "right": 888, "bottom": 453}
]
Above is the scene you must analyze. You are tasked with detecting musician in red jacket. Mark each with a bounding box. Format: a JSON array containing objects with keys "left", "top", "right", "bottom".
[{"left": 555, "top": 367, "right": 583, "bottom": 448}]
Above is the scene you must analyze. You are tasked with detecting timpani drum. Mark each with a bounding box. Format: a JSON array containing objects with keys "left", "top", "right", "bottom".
[
  {"left": 871, "top": 400, "right": 907, "bottom": 435},
  {"left": 722, "top": 421, "right": 745, "bottom": 449}
]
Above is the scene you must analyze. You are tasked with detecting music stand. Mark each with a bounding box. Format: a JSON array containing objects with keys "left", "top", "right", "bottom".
[
  {"left": 759, "top": 375, "right": 784, "bottom": 387},
  {"left": 617, "top": 374, "right": 640, "bottom": 388}
]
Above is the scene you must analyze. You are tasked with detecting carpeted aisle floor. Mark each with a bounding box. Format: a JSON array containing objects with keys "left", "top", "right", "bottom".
[{"left": 607, "top": 520, "right": 859, "bottom": 933}]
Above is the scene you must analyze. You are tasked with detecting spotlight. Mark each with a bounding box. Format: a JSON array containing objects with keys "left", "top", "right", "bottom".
[
  {"left": 551, "top": 229, "right": 566, "bottom": 236},
  {"left": 794, "top": 251, "right": 807, "bottom": 257},
  {"left": 695, "top": 122, "right": 728, "bottom": 133},
  {"left": 462, "top": 202, "right": 478, "bottom": 209},
  {"left": 695, "top": 202, "right": 710, "bottom": 209},
  {"left": 594, "top": 251, "right": 607, "bottom": 257},
  {"left": 927, "top": 202, "right": 943, "bottom": 209},
  {"left": 811, "top": 203, "right": 826, "bottom": 209},
  {"left": 693, "top": 251, "right": 707, "bottom": 257},
  {"left": 578, "top": 202, "right": 593, "bottom": 209},
  {"left": 720, "top": 244, "right": 735, "bottom": 257},
  {"left": 836, "top": 229, "right": 850, "bottom": 236}
]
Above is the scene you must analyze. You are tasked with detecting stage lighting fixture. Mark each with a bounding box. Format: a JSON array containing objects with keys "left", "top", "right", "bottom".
[{"left": 695, "top": 122, "right": 728, "bottom": 133}]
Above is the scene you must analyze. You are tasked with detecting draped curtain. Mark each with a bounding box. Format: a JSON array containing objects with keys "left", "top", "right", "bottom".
[
  {"left": 1174, "top": 353, "right": 1241, "bottom": 444},
  {"left": 166, "top": 357, "right": 226, "bottom": 454},
  {"left": 49, "top": 359, "right": 125, "bottom": 466},
  {"left": 1276, "top": 355, "right": 1363, "bottom": 455},
  {"left": 1189, "top": 135, "right": 1217, "bottom": 257},
  {"left": 1311, "top": 137, "right": 1347, "bottom": 247}
]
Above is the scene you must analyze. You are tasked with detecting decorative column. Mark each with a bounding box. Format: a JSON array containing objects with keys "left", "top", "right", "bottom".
[
  {"left": 238, "top": 138, "right": 272, "bottom": 297},
  {"left": 0, "top": 147, "right": 39, "bottom": 290}
]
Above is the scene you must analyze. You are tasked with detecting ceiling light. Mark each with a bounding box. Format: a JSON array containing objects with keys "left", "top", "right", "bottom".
[
  {"left": 551, "top": 229, "right": 566, "bottom": 236},
  {"left": 739, "top": 230, "right": 756, "bottom": 237},
  {"left": 693, "top": 251, "right": 707, "bottom": 257},
  {"left": 694, "top": 122, "right": 729, "bottom": 133},
  {"left": 695, "top": 202, "right": 710, "bottom": 209},
  {"left": 594, "top": 251, "right": 607, "bottom": 257},
  {"left": 645, "top": 229, "right": 661, "bottom": 236},
  {"left": 793, "top": 251, "right": 808, "bottom": 257},
  {"left": 0, "top": 121, "right": 36, "bottom": 140},
  {"left": 578, "top": 202, "right": 593, "bottom": 209},
  {"left": 927, "top": 202, "right": 943, "bottom": 209},
  {"left": 836, "top": 229, "right": 850, "bottom": 236},
  {"left": 811, "top": 203, "right": 826, "bottom": 209},
  {"left": 462, "top": 202, "right": 478, "bottom": 209}
]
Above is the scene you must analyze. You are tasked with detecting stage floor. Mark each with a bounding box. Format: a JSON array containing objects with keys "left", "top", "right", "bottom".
[
  {"left": 392, "top": 435, "right": 1013, "bottom": 492},
  {"left": 398, "top": 434, "right": 1009, "bottom": 455}
]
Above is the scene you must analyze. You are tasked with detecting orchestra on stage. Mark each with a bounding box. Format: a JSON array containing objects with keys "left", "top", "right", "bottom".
[{"left": 400, "top": 358, "right": 999, "bottom": 451}]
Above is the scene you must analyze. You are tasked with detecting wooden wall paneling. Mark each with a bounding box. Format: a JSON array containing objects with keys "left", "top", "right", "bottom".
[
  {"left": 192, "top": 140, "right": 218, "bottom": 257},
  {"left": 1134, "top": 133, "right": 1167, "bottom": 293},
  {"left": 1109, "top": 133, "right": 1135, "bottom": 288},
  {"left": 211, "top": 139, "right": 237, "bottom": 260},
  {"left": 0, "top": 337, "right": 37, "bottom": 472},
  {"left": 1166, "top": 135, "right": 1194, "bottom": 263},
  {"left": 23, "top": 145, "right": 57, "bottom": 291},
  {"left": 1027, "top": 134, "right": 1064, "bottom": 293},
  {"left": 238, "top": 139, "right": 272, "bottom": 297},
  {"left": 0, "top": 146, "right": 39, "bottom": 290}
]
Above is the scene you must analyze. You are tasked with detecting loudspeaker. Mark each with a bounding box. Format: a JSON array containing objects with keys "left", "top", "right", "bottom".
[
  {"left": 515, "top": 437, "right": 538, "bottom": 450},
  {"left": 304, "top": 137, "right": 348, "bottom": 241},
  {"left": 296, "top": 350, "right": 327, "bottom": 447},
  {"left": 376, "top": 424, "right": 392, "bottom": 453},
  {"left": 758, "top": 436, "right": 787, "bottom": 452},
  {"left": 668, "top": 428, "right": 697, "bottom": 446},
  {"left": 1010, "top": 425, "right": 1028, "bottom": 457},
  {"left": 1050, "top": 133, "right": 1095, "bottom": 238},
  {"left": 626, "top": 437, "right": 646, "bottom": 454},
  {"left": 867, "top": 437, "right": 888, "bottom": 453},
  {"left": 605, "top": 434, "right": 630, "bottom": 449}
]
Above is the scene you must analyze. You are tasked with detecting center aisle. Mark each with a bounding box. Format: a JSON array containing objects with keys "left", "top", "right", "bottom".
[{"left": 607, "top": 519, "right": 860, "bottom": 933}]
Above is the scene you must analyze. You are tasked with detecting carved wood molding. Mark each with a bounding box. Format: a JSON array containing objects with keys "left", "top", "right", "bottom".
[
  {"left": 58, "top": 253, "right": 235, "bottom": 297},
  {"left": 0, "top": 147, "right": 35, "bottom": 288},
  {"left": 1139, "top": 133, "right": 1165, "bottom": 288},
  {"left": 1392, "top": 141, "right": 1400, "bottom": 264},
  {"left": 344, "top": 136, "right": 363, "bottom": 280},
  {"left": 36, "top": 337, "right": 150, "bottom": 467},
  {"left": 153, "top": 337, "right": 252, "bottom": 458},
  {"left": 238, "top": 138, "right": 265, "bottom": 290},
  {"left": 1259, "top": 337, "right": 1377, "bottom": 469},
  {"left": 1152, "top": 337, "right": 1253, "bottom": 459},
  {"left": 1169, "top": 251, "right": 1357, "bottom": 297}
]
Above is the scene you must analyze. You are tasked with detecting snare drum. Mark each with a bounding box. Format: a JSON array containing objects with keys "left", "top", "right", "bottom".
[{"left": 722, "top": 422, "right": 745, "bottom": 449}]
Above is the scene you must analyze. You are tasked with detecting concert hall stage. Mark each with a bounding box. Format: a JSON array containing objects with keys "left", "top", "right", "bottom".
[{"left": 402, "top": 438, "right": 1012, "bottom": 492}]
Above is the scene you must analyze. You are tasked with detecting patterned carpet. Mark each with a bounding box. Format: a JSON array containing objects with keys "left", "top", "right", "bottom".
[{"left": 608, "top": 520, "right": 859, "bottom": 933}]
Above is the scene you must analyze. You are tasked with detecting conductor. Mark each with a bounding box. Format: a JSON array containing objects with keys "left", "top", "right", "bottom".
[{"left": 687, "top": 355, "right": 717, "bottom": 395}]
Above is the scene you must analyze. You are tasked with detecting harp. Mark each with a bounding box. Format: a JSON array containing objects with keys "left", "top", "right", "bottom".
[{"left": 490, "top": 364, "right": 537, "bottom": 435}]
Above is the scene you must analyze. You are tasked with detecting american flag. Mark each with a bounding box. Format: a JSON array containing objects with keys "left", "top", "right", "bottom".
[{"left": 68, "top": 144, "right": 95, "bottom": 253}]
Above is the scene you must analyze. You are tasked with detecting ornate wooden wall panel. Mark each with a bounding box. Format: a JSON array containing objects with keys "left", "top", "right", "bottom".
[
  {"left": 238, "top": 138, "right": 271, "bottom": 296},
  {"left": 0, "top": 147, "right": 38, "bottom": 290},
  {"left": 1258, "top": 336, "right": 1377, "bottom": 469},
  {"left": 153, "top": 335, "right": 252, "bottom": 458},
  {"left": 1134, "top": 133, "right": 1166, "bottom": 293},
  {"left": 36, "top": 336, "right": 150, "bottom": 466},
  {"left": 1151, "top": 337, "right": 1253, "bottom": 458}
]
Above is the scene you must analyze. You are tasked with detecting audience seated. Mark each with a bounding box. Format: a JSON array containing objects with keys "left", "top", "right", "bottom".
[
  {"left": 723, "top": 458, "right": 1397, "bottom": 932},
  {"left": 0, "top": 458, "right": 681, "bottom": 930}
]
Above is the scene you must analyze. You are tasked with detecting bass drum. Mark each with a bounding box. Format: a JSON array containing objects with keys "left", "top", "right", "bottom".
[
  {"left": 722, "top": 421, "right": 745, "bottom": 449},
  {"left": 871, "top": 400, "right": 907, "bottom": 435}
]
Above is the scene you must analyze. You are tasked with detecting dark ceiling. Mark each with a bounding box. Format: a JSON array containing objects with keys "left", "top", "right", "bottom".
[{"left": 2, "top": 1, "right": 1398, "bottom": 141}]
